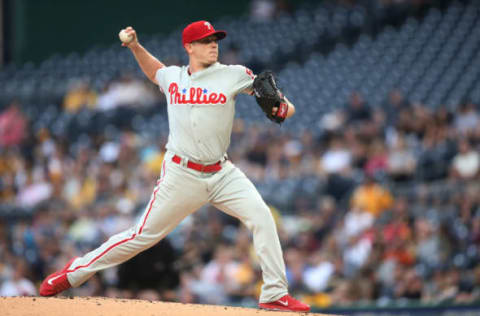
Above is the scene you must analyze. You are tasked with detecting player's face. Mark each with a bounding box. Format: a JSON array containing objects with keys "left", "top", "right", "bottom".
[{"left": 189, "top": 35, "right": 219, "bottom": 66}]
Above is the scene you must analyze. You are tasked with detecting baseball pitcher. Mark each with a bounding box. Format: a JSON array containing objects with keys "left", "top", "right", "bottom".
[{"left": 40, "top": 20, "right": 310, "bottom": 312}]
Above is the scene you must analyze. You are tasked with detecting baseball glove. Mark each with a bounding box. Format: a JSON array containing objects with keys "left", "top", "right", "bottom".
[{"left": 253, "top": 71, "right": 289, "bottom": 124}]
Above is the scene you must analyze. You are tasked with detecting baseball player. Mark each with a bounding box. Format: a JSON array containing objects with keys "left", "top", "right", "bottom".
[{"left": 40, "top": 20, "right": 310, "bottom": 312}]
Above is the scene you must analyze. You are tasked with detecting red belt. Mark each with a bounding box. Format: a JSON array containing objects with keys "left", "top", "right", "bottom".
[{"left": 172, "top": 155, "right": 222, "bottom": 173}]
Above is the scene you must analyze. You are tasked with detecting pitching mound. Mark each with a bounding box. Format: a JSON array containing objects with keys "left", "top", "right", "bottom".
[{"left": 1, "top": 296, "right": 335, "bottom": 316}]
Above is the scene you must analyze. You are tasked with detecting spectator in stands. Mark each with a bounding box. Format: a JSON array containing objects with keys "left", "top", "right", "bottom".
[
  {"left": 0, "top": 150, "right": 18, "bottom": 203},
  {"left": 320, "top": 135, "right": 355, "bottom": 200},
  {"left": 417, "top": 119, "right": 456, "bottom": 181},
  {"left": 329, "top": 279, "right": 361, "bottom": 306},
  {"left": 394, "top": 268, "right": 423, "bottom": 300},
  {"left": 15, "top": 171, "right": 53, "bottom": 208},
  {"left": 193, "top": 244, "right": 238, "bottom": 305},
  {"left": 249, "top": 0, "right": 291, "bottom": 21},
  {"left": 97, "top": 75, "right": 159, "bottom": 111},
  {"left": 0, "top": 101, "right": 27, "bottom": 147},
  {"left": 250, "top": 0, "right": 276, "bottom": 21},
  {"left": 365, "top": 138, "right": 389, "bottom": 177},
  {"left": 342, "top": 206, "right": 374, "bottom": 240},
  {"left": 386, "top": 134, "right": 417, "bottom": 182},
  {"left": 345, "top": 91, "right": 371, "bottom": 125},
  {"left": 303, "top": 251, "right": 335, "bottom": 293},
  {"left": 350, "top": 175, "right": 393, "bottom": 217},
  {"left": 311, "top": 196, "right": 338, "bottom": 243},
  {"left": 414, "top": 219, "right": 443, "bottom": 267},
  {"left": 451, "top": 138, "right": 480, "bottom": 180},
  {"left": 433, "top": 268, "right": 461, "bottom": 303},
  {"left": 342, "top": 228, "right": 374, "bottom": 276},
  {"left": 62, "top": 80, "right": 97, "bottom": 113},
  {"left": 454, "top": 100, "right": 479, "bottom": 135},
  {"left": 384, "top": 89, "right": 409, "bottom": 126},
  {"left": 319, "top": 135, "right": 352, "bottom": 175}
]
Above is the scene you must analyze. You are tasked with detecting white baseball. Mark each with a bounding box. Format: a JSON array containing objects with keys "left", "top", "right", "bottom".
[{"left": 119, "top": 29, "right": 133, "bottom": 44}]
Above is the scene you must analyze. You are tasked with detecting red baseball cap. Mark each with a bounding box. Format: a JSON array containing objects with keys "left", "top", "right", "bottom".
[{"left": 182, "top": 20, "right": 227, "bottom": 46}]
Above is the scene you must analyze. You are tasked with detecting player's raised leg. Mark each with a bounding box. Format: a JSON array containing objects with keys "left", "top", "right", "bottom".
[
  {"left": 208, "top": 161, "right": 310, "bottom": 312},
  {"left": 40, "top": 157, "right": 207, "bottom": 296}
]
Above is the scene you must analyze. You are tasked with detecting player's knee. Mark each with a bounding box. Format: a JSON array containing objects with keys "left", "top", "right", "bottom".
[{"left": 135, "top": 231, "right": 159, "bottom": 247}]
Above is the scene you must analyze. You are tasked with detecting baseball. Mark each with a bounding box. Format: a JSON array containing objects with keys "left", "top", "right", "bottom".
[{"left": 119, "top": 29, "right": 133, "bottom": 44}]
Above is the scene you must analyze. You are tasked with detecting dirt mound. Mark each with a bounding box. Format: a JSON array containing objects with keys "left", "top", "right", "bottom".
[{"left": 1, "top": 296, "right": 334, "bottom": 316}]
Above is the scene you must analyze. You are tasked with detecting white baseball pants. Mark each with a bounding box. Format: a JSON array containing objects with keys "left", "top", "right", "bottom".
[{"left": 65, "top": 151, "right": 288, "bottom": 303}]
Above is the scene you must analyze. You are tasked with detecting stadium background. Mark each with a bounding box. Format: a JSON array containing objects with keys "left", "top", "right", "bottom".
[{"left": 1, "top": 0, "right": 480, "bottom": 315}]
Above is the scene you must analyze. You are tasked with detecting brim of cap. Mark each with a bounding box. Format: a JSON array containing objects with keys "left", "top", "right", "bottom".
[{"left": 194, "top": 30, "right": 227, "bottom": 42}]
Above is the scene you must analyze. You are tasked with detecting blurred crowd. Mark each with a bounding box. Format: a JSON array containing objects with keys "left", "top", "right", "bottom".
[
  {"left": 1, "top": 84, "right": 479, "bottom": 308},
  {"left": 62, "top": 75, "right": 160, "bottom": 113}
]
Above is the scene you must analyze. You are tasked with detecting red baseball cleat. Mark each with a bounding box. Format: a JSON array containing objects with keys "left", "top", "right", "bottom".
[
  {"left": 39, "top": 257, "right": 77, "bottom": 296},
  {"left": 259, "top": 294, "right": 310, "bottom": 312}
]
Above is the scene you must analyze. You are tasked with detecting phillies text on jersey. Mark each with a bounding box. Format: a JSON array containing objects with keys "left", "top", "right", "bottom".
[{"left": 168, "top": 83, "right": 227, "bottom": 105}]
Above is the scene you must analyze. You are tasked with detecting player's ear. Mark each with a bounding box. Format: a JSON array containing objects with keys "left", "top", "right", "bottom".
[{"left": 184, "top": 43, "right": 193, "bottom": 54}]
